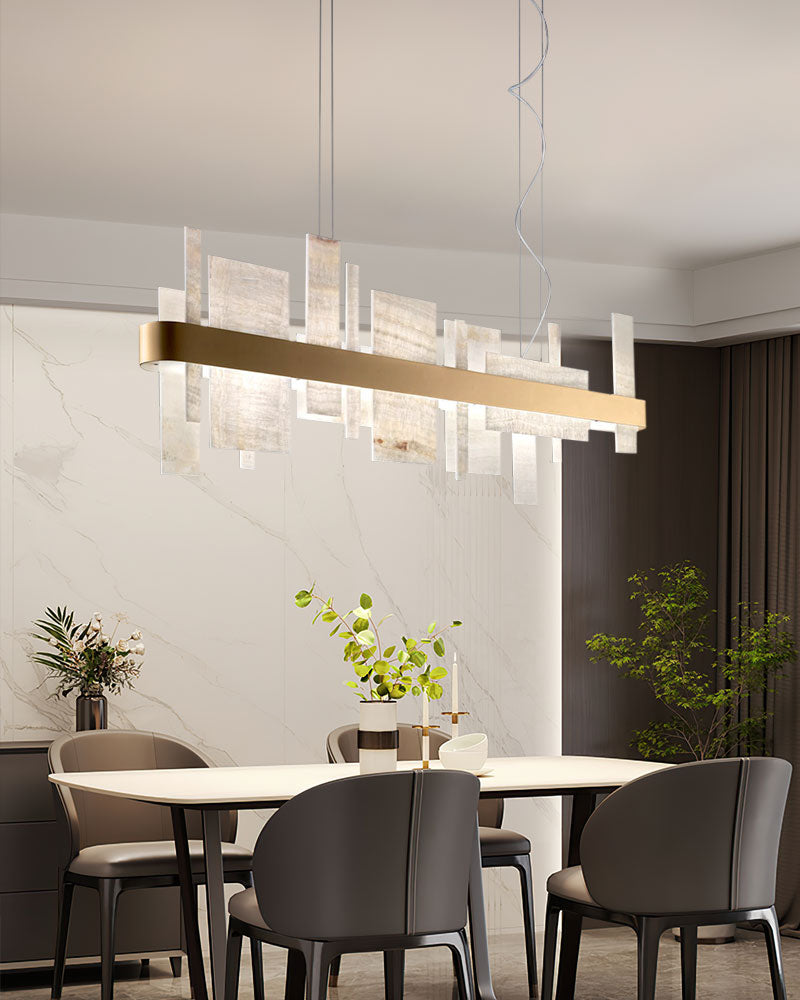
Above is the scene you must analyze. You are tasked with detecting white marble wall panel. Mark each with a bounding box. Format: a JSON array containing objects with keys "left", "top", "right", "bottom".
[{"left": 0, "top": 305, "right": 561, "bottom": 932}]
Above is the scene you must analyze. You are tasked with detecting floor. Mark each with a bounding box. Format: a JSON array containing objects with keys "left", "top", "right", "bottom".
[{"left": 1, "top": 928, "right": 797, "bottom": 998}]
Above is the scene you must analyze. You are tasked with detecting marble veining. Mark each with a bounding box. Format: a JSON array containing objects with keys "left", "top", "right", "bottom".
[{"left": 0, "top": 304, "right": 561, "bottom": 931}]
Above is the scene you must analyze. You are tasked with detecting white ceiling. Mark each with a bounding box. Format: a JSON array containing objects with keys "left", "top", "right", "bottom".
[{"left": 1, "top": 0, "right": 799, "bottom": 269}]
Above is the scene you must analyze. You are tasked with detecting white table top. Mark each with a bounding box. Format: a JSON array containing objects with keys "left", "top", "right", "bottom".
[{"left": 49, "top": 755, "right": 669, "bottom": 808}]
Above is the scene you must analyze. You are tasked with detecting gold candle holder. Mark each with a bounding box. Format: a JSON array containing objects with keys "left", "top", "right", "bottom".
[
  {"left": 412, "top": 724, "right": 440, "bottom": 769},
  {"left": 442, "top": 710, "right": 470, "bottom": 738}
]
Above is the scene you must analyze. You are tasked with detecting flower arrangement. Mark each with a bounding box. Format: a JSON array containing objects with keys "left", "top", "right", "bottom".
[
  {"left": 294, "top": 585, "right": 461, "bottom": 702},
  {"left": 30, "top": 606, "right": 145, "bottom": 698}
]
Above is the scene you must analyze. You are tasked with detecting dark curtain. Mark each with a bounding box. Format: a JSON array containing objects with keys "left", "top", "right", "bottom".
[{"left": 718, "top": 333, "right": 800, "bottom": 933}]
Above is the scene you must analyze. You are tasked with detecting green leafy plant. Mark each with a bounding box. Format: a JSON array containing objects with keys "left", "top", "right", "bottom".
[
  {"left": 586, "top": 561, "right": 796, "bottom": 761},
  {"left": 294, "top": 585, "right": 461, "bottom": 701},
  {"left": 30, "top": 606, "right": 145, "bottom": 698}
]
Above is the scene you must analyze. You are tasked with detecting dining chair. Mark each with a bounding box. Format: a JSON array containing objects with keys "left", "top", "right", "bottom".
[
  {"left": 326, "top": 722, "right": 538, "bottom": 998},
  {"left": 49, "top": 729, "right": 264, "bottom": 1000},
  {"left": 541, "top": 756, "right": 792, "bottom": 1000},
  {"left": 224, "top": 768, "right": 479, "bottom": 1000}
]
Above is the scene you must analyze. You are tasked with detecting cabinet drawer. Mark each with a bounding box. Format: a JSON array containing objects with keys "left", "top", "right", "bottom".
[
  {"left": 0, "top": 822, "right": 60, "bottom": 892},
  {"left": 0, "top": 750, "right": 55, "bottom": 822}
]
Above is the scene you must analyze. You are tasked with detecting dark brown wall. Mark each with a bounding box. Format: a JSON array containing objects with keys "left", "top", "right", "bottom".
[{"left": 561, "top": 340, "right": 721, "bottom": 758}]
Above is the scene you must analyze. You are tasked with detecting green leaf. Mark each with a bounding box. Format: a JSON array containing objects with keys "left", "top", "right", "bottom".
[
  {"left": 411, "top": 686, "right": 421, "bottom": 696},
  {"left": 433, "top": 637, "right": 445, "bottom": 657},
  {"left": 354, "top": 662, "right": 372, "bottom": 679},
  {"left": 428, "top": 682, "right": 444, "bottom": 700},
  {"left": 360, "top": 593, "right": 373, "bottom": 610},
  {"left": 352, "top": 617, "right": 369, "bottom": 633},
  {"left": 321, "top": 610, "right": 337, "bottom": 623},
  {"left": 345, "top": 681, "right": 359, "bottom": 689},
  {"left": 383, "top": 645, "right": 396, "bottom": 659},
  {"left": 430, "top": 666, "right": 448, "bottom": 680},
  {"left": 428, "top": 621, "right": 436, "bottom": 634},
  {"left": 452, "top": 620, "right": 462, "bottom": 627},
  {"left": 294, "top": 590, "right": 312, "bottom": 608},
  {"left": 356, "top": 629, "right": 376, "bottom": 646}
]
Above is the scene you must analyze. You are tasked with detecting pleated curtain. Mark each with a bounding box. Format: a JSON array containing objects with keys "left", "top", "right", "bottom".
[{"left": 717, "top": 333, "right": 800, "bottom": 933}]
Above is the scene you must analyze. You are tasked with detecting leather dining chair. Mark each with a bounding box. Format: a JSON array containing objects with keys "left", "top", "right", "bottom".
[
  {"left": 224, "top": 769, "right": 480, "bottom": 1000},
  {"left": 48, "top": 730, "right": 264, "bottom": 1000},
  {"left": 541, "top": 757, "right": 792, "bottom": 1000},
  {"left": 326, "top": 722, "right": 539, "bottom": 998}
]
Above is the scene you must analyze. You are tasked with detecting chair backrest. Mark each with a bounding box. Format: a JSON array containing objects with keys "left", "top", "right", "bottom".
[
  {"left": 49, "top": 730, "right": 237, "bottom": 865},
  {"left": 580, "top": 757, "right": 792, "bottom": 915},
  {"left": 326, "top": 721, "right": 503, "bottom": 828},
  {"left": 252, "top": 769, "right": 479, "bottom": 940}
]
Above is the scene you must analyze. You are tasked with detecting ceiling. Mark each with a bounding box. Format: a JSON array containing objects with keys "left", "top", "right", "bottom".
[{"left": 1, "top": 0, "right": 799, "bottom": 269}]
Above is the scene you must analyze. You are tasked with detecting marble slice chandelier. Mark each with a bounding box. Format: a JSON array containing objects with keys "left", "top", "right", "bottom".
[{"left": 138, "top": 4, "right": 646, "bottom": 505}]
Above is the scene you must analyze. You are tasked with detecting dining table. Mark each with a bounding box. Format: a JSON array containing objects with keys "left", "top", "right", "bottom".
[{"left": 50, "top": 754, "right": 667, "bottom": 1000}]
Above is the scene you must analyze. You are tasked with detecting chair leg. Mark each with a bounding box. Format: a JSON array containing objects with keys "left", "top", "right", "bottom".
[
  {"left": 51, "top": 878, "right": 74, "bottom": 1000},
  {"left": 169, "top": 955, "right": 183, "bottom": 978},
  {"left": 449, "top": 929, "right": 475, "bottom": 1000},
  {"left": 540, "top": 897, "right": 560, "bottom": 1000},
  {"left": 679, "top": 925, "right": 697, "bottom": 1000},
  {"left": 99, "top": 879, "right": 121, "bottom": 1000},
  {"left": 555, "top": 910, "right": 582, "bottom": 1000},
  {"left": 762, "top": 906, "right": 788, "bottom": 1000},
  {"left": 285, "top": 948, "right": 306, "bottom": 1000},
  {"left": 636, "top": 917, "right": 662, "bottom": 1000},
  {"left": 250, "top": 938, "right": 265, "bottom": 1000},
  {"left": 383, "top": 950, "right": 405, "bottom": 1000},
  {"left": 329, "top": 953, "right": 342, "bottom": 987},
  {"left": 514, "top": 854, "right": 539, "bottom": 998},
  {"left": 304, "top": 942, "right": 329, "bottom": 1000},
  {"left": 224, "top": 924, "right": 243, "bottom": 1000}
]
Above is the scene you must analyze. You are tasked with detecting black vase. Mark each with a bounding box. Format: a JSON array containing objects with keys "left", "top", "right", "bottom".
[{"left": 75, "top": 693, "right": 108, "bottom": 731}]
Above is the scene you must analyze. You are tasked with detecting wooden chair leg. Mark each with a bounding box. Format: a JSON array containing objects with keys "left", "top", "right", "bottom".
[
  {"left": 223, "top": 925, "right": 243, "bottom": 1000},
  {"left": 762, "top": 906, "right": 788, "bottom": 1000},
  {"left": 329, "top": 953, "right": 342, "bottom": 987},
  {"left": 250, "top": 938, "right": 265, "bottom": 1000},
  {"left": 304, "top": 942, "right": 328, "bottom": 1000},
  {"left": 636, "top": 917, "right": 662, "bottom": 1000},
  {"left": 99, "top": 879, "right": 121, "bottom": 1000},
  {"left": 515, "top": 854, "right": 539, "bottom": 998},
  {"left": 540, "top": 896, "right": 560, "bottom": 1000},
  {"left": 680, "top": 925, "right": 697, "bottom": 1000},
  {"left": 449, "top": 930, "right": 475, "bottom": 1000},
  {"left": 383, "top": 950, "right": 405, "bottom": 1000},
  {"left": 51, "top": 878, "right": 74, "bottom": 1000}
]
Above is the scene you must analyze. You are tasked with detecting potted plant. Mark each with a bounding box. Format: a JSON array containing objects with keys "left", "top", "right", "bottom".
[
  {"left": 30, "top": 606, "right": 145, "bottom": 730},
  {"left": 586, "top": 560, "right": 796, "bottom": 941},
  {"left": 294, "top": 585, "right": 461, "bottom": 772}
]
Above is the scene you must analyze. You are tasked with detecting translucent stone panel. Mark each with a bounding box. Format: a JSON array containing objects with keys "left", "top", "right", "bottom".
[
  {"left": 611, "top": 312, "right": 638, "bottom": 454},
  {"left": 443, "top": 321, "right": 502, "bottom": 479},
  {"left": 297, "top": 234, "right": 342, "bottom": 422},
  {"left": 158, "top": 287, "right": 200, "bottom": 476},
  {"left": 208, "top": 256, "right": 291, "bottom": 455},
  {"left": 548, "top": 322, "right": 563, "bottom": 463},
  {"left": 512, "top": 433, "right": 538, "bottom": 505},
  {"left": 343, "top": 263, "right": 361, "bottom": 439},
  {"left": 184, "top": 227, "right": 203, "bottom": 423},
  {"left": 484, "top": 353, "right": 591, "bottom": 442},
  {"left": 371, "top": 290, "right": 437, "bottom": 464}
]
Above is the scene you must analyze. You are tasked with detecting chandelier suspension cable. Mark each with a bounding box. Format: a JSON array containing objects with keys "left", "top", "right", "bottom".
[
  {"left": 509, "top": 0, "right": 551, "bottom": 357},
  {"left": 317, "top": 0, "right": 335, "bottom": 239}
]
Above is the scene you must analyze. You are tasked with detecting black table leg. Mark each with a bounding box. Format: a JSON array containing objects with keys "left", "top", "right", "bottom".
[
  {"left": 555, "top": 792, "right": 596, "bottom": 1000},
  {"left": 171, "top": 806, "right": 209, "bottom": 1000}
]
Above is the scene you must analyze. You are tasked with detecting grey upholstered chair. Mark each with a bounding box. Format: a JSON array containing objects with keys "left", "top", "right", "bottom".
[
  {"left": 49, "top": 730, "right": 263, "bottom": 1000},
  {"left": 224, "top": 769, "right": 480, "bottom": 1000},
  {"left": 541, "top": 757, "right": 792, "bottom": 1000},
  {"left": 326, "top": 722, "right": 538, "bottom": 997}
]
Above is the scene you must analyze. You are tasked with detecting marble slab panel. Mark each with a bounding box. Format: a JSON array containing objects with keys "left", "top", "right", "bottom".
[
  {"left": 343, "top": 263, "right": 361, "bottom": 439},
  {"left": 207, "top": 256, "right": 291, "bottom": 455},
  {"left": 371, "top": 291, "right": 437, "bottom": 464},
  {"left": 297, "top": 234, "right": 342, "bottom": 422},
  {"left": 183, "top": 227, "right": 203, "bottom": 423},
  {"left": 611, "top": 312, "right": 639, "bottom": 454},
  {"left": 157, "top": 287, "right": 200, "bottom": 476}
]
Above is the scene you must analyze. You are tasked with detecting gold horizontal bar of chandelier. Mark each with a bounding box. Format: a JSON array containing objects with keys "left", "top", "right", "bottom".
[{"left": 140, "top": 321, "right": 647, "bottom": 429}]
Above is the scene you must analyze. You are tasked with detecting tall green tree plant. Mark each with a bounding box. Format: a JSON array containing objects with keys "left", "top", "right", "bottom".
[{"left": 586, "top": 561, "right": 796, "bottom": 760}]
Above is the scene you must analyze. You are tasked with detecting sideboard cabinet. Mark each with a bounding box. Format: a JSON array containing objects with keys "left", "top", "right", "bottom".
[{"left": 0, "top": 741, "right": 184, "bottom": 971}]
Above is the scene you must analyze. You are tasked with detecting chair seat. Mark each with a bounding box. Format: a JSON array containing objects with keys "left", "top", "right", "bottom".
[
  {"left": 479, "top": 825, "right": 531, "bottom": 857},
  {"left": 68, "top": 840, "right": 253, "bottom": 878},
  {"left": 229, "top": 887, "right": 270, "bottom": 930},
  {"left": 546, "top": 865, "right": 595, "bottom": 906}
]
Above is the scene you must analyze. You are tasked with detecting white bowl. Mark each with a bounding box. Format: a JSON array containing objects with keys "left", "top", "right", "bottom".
[{"left": 439, "top": 733, "right": 489, "bottom": 774}]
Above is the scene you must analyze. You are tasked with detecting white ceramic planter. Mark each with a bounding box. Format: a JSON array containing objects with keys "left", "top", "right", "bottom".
[{"left": 358, "top": 700, "right": 398, "bottom": 774}]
